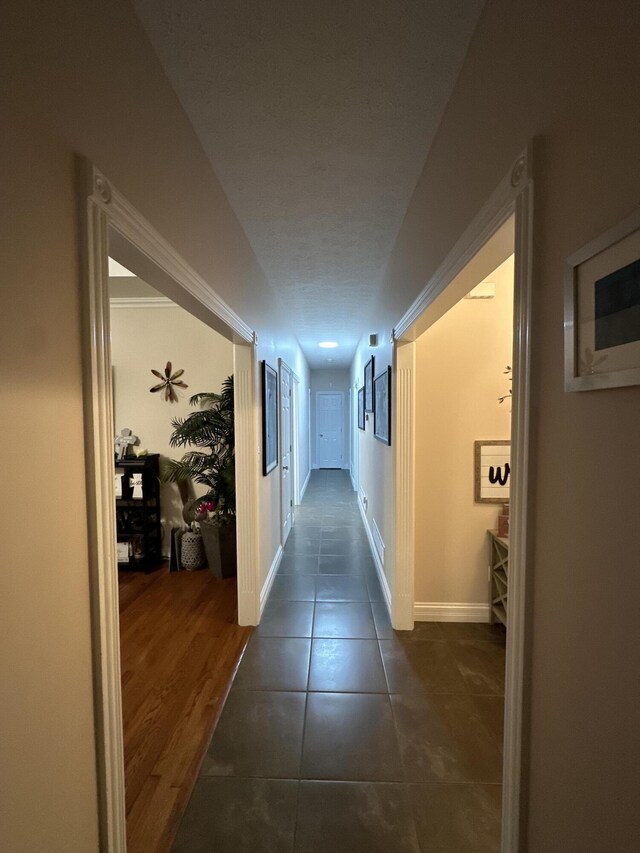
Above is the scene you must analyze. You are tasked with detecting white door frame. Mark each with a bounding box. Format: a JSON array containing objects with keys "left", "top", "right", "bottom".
[
  {"left": 77, "top": 160, "right": 261, "bottom": 853},
  {"left": 351, "top": 381, "right": 359, "bottom": 491},
  {"left": 349, "top": 384, "right": 358, "bottom": 490},
  {"left": 307, "top": 389, "right": 312, "bottom": 481},
  {"left": 392, "top": 147, "right": 534, "bottom": 853},
  {"left": 278, "top": 359, "right": 295, "bottom": 544},
  {"left": 315, "top": 391, "right": 344, "bottom": 468},
  {"left": 291, "top": 375, "right": 301, "bottom": 505}
]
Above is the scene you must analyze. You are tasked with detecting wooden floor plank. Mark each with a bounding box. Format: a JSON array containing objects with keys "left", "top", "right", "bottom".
[{"left": 119, "top": 564, "right": 251, "bottom": 853}]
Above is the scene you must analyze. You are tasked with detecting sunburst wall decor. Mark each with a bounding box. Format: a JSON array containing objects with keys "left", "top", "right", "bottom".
[{"left": 150, "top": 361, "right": 188, "bottom": 402}]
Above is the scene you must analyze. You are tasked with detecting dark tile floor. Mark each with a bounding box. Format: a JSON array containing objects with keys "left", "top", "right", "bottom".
[{"left": 173, "top": 470, "right": 506, "bottom": 853}]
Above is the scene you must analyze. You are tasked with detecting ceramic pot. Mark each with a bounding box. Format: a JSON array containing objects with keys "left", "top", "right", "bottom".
[
  {"left": 180, "top": 531, "right": 206, "bottom": 570},
  {"left": 200, "top": 519, "right": 237, "bottom": 579}
]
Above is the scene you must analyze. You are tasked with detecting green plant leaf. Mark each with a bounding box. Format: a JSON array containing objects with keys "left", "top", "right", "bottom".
[{"left": 160, "top": 375, "right": 236, "bottom": 516}]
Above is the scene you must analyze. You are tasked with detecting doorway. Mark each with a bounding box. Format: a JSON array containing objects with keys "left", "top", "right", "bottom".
[
  {"left": 79, "top": 161, "right": 261, "bottom": 853},
  {"left": 316, "top": 392, "right": 344, "bottom": 468},
  {"left": 392, "top": 149, "right": 533, "bottom": 853},
  {"left": 108, "top": 260, "right": 253, "bottom": 849},
  {"left": 413, "top": 255, "right": 514, "bottom": 622}
]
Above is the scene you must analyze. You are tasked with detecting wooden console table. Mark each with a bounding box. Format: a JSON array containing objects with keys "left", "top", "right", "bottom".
[{"left": 488, "top": 530, "right": 509, "bottom": 627}]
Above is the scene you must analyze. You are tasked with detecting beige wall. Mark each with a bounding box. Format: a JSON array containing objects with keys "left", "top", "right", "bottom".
[
  {"left": 2, "top": 0, "right": 640, "bottom": 850},
  {"left": 1, "top": 130, "right": 100, "bottom": 853},
  {"left": 109, "top": 294, "right": 234, "bottom": 556},
  {"left": 0, "top": 1, "right": 307, "bottom": 848},
  {"left": 355, "top": 1, "right": 640, "bottom": 849},
  {"left": 414, "top": 257, "right": 513, "bottom": 606}
]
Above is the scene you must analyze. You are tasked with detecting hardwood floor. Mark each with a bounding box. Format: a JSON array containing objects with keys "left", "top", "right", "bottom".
[{"left": 119, "top": 564, "right": 252, "bottom": 852}]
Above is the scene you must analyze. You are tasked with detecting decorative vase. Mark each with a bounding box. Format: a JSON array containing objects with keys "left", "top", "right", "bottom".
[
  {"left": 180, "top": 530, "right": 206, "bottom": 570},
  {"left": 200, "top": 519, "right": 237, "bottom": 579}
]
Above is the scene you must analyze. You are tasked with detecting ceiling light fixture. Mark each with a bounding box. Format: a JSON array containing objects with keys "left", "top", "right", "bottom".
[{"left": 318, "top": 341, "right": 338, "bottom": 348}]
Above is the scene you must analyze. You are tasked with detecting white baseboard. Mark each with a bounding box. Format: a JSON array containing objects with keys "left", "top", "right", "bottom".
[
  {"left": 300, "top": 468, "right": 311, "bottom": 501},
  {"left": 260, "top": 545, "right": 283, "bottom": 615},
  {"left": 357, "top": 497, "right": 392, "bottom": 616},
  {"left": 414, "top": 602, "right": 490, "bottom": 622}
]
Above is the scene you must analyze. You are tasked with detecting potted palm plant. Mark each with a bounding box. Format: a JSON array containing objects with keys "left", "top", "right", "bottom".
[{"left": 163, "top": 376, "right": 237, "bottom": 578}]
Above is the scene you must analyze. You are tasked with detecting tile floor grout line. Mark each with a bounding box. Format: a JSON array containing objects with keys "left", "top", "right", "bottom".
[
  {"left": 174, "top": 472, "right": 505, "bottom": 851},
  {"left": 291, "top": 682, "right": 311, "bottom": 852},
  {"left": 193, "top": 773, "right": 503, "bottom": 787}
]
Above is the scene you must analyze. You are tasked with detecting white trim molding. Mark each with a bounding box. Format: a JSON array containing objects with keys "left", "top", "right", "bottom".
[
  {"left": 392, "top": 340, "right": 416, "bottom": 630},
  {"left": 109, "top": 296, "right": 174, "bottom": 309},
  {"left": 502, "top": 152, "right": 534, "bottom": 853},
  {"left": 357, "top": 497, "right": 392, "bottom": 614},
  {"left": 77, "top": 158, "right": 259, "bottom": 853},
  {"left": 234, "top": 341, "right": 261, "bottom": 626},
  {"left": 414, "top": 602, "right": 490, "bottom": 622},
  {"left": 260, "top": 545, "right": 283, "bottom": 614},
  {"left": 86, "top": 162, "right": 253, "bottom": 344},
  {"left": 79, "top": 168, "right": 126, "bottom": 853},
  {"left": 299, "top": 468, "right": 312, "bottom": 502},
  {"left": 394, "top": 151, "right": 530, "bottom": 341},
  {"left": 392, "top": 147, "right": 534, "bottom": 853},
  {"left": 371, "top": 518, "right": 385, "bottom": 567}
]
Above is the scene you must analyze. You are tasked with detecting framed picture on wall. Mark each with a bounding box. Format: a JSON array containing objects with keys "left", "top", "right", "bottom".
[
  {"left": 373, "top": 366, "right": 391, "bottom": 445},
  {"left": 474, "top": 440, "right": 511, "bottom": 503},
  {"left": 261, "top": 360, "right": 278, "bottom": 475},
  {"left": 357, "top": 386, "right": 365, "bottom": 430},
  {"left": 564, "top": 207, "right": 640, "bottom": 391},
  {"left": 364, "top": 356, "right": 375, "bottom": 412}
]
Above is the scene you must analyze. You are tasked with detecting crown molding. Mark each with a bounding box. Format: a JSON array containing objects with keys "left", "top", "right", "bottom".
[
  {"left": 394, "top": 148, "right": 531, "bottom": 341},
  {"left": 83, "top": 161, "right": 254, "bottom": 344},
  {"left": 109, "top": 297, "right": 175, "bottom": 309}
]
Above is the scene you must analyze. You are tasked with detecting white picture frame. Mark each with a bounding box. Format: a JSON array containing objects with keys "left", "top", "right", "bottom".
[
  {"left": 474, "top": 440, "right": 511, "bottom": 503},
  {"left": 564, "top": 207, "right": 640, "bottom": 391}
]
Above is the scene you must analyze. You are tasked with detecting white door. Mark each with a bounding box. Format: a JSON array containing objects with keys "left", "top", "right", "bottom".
[
  {"left": 317, "top": 393, "right": 344, "bottom": 468},
  {"left": 280, "top": 361, "right": 293, "bottom": 543}
]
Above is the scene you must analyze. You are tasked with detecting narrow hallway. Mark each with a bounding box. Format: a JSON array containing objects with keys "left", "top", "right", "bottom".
[{"left": 173, "top": 471, "right": 505, "bottom": 852}]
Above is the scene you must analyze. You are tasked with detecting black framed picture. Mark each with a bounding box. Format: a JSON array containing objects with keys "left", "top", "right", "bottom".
[
  {"left": 373, "top": 366, "right": 391, "bottom": 445},
  {"left": 261, "top": 360, "right": 278, "bottom": 475},
  {"left": 357, "top": 386, "right": 365, "bottom": 430},
  {"left": 364, "top": 356, "right": 375, "bottom": 412}
]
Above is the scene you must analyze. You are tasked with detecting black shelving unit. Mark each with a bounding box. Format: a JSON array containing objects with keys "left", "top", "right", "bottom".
[{"left": 115, "top": 454, "right": 162, "bottom": 572}]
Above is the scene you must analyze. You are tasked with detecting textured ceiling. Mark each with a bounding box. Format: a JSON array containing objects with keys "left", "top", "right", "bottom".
[{"left": 133, "top": 0, "right": 484, "bottom": 367}]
